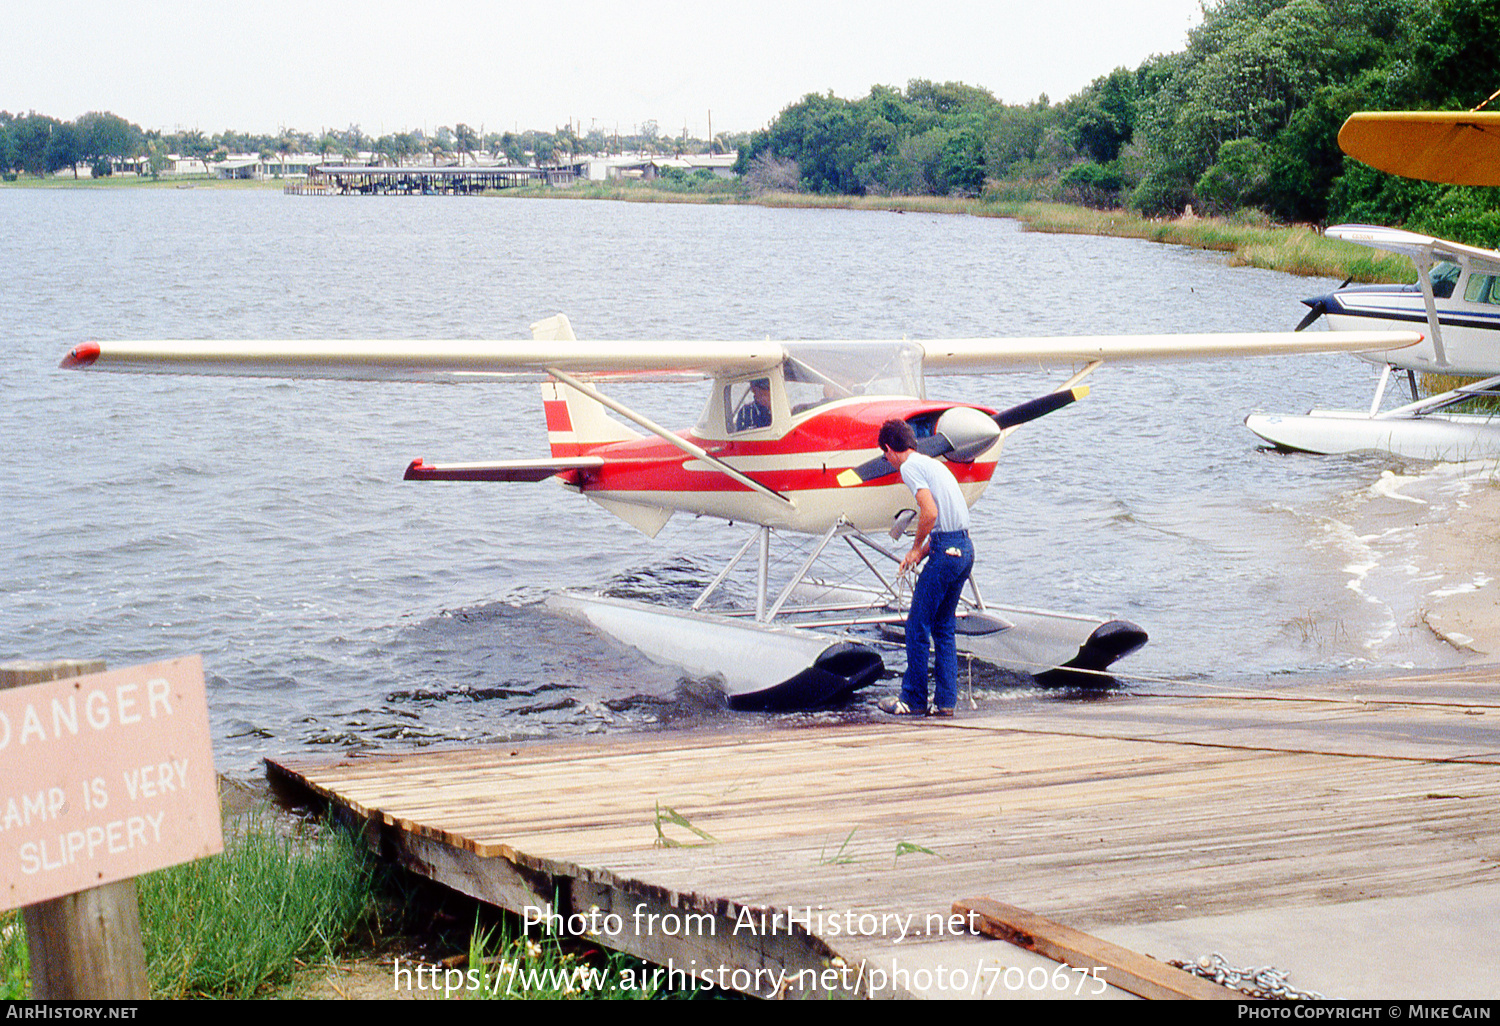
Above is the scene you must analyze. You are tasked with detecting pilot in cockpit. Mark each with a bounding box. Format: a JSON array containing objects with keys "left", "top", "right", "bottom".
[{"left": 734, "top": 378, "right": 774, "bottom": 431}]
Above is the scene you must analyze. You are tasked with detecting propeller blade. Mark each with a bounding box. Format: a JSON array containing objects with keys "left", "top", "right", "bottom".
[
  {"left": 837, "top": 434, "right": 952, "bottom": 486},
  {"left": 837, "top": 390, "right": 1087, "bottom": 487},
  {"left": 1294, "top": 298, "right": 1328, "bottom": 332},
  {"left": 993, "top": 386, "right": 1089, "bottom": 429}
]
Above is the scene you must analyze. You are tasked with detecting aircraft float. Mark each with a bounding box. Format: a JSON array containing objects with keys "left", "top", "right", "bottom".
[{"left": 62, "top": 317, "right": 1417, "bottom": 710}]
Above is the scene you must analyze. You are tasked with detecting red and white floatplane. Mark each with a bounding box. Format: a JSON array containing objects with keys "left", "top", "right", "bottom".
[{"left": 63, "top": 316, "right": 1416, "bottom": 710}]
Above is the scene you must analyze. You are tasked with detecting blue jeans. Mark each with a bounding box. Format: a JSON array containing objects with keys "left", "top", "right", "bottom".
[{"left": 901, "top": 530, "right": 974, "bottom": 711}]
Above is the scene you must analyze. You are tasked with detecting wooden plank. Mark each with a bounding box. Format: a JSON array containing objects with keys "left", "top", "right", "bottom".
[
  {"left": 265, "top": 677, "right": 1500, "bottom": 998},
  {"left": 954, "top": 897, "right": 1240, "bottom": 1001}
]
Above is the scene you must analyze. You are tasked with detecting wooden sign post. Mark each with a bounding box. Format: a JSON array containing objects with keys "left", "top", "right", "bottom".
[{"left": 1, "top": 656, "right": 223, "bottom": 999}]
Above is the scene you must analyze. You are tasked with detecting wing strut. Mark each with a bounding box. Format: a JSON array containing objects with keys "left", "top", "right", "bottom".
[
  {"left": 1412, "top": 249, "right": 1449, "bottom": 367},
  {"left": 544, "top": 367, "right": 795, "bottom": 509}
]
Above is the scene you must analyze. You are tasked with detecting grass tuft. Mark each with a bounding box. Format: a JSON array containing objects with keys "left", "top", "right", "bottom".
[
  {"left": 461, "top": 921, "right": 701, "bottom": 1000},
  {"left": 135, "top": 813, "right": 380, "bottom": 999},
  {"left": 0, "top": 912, "right": 27, "bottom": 999},
  {"left": 817, "top": 827, "right": 861, "bottom": 865},
  {"left": 0, "top": 811, "right": 380, "bottom": 1000},
  {"left": 653, "top": 801, "right": 718, "bottom": 848},
  {"left": 893, "top": 840, "right": 939, "bottom": 866}
]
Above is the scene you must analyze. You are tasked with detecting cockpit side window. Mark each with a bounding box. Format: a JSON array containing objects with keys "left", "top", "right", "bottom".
[
  {"left": 1465, "top": 273, "right": 1497, "bottom": 305},
  {"left": 726, "top": 377, "right": 774, "bottom": 433},
  {"left": 1431, "top": 261, "right": 1461, "bottom": 299}
]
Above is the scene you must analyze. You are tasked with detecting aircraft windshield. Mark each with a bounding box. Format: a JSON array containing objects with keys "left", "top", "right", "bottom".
[
  {"left": 782, "top": 342, "right": 923, "bottom": 411},
  {"left": 1430, "top": 261, "right": 1461, "bottom": 299}
]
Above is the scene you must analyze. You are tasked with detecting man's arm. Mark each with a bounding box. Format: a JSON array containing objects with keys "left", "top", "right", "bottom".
[{"left": 901, "top": 488, "right": 938, "bottom": 573}]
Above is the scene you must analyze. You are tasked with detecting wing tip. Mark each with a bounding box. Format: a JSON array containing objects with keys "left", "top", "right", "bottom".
[{"left": 61, "top": 342, "right": 101, "bottom": 369}]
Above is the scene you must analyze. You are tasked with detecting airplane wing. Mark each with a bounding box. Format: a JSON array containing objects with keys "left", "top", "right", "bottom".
[
  {"left": 1324, "top": 224, "right": 1500, "bottom": 275},
  {"left": 1338, "top": 111, "right": 1500, "bottom": 188},
  {"left": 916, "top": 330, "right": 1421, "bottom": 375},
  {"left": 59, "top": 338, "right": 787, "bottom": 382},
  {"left": 63, "top": 330, "right": 1419, "bottom": 381}
]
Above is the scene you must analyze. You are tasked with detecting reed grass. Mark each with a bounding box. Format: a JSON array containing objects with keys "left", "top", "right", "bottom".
[
  {"left": 751, "top": 191, "right": 995, "bottom": 217},
  {"left": 0, "top": 912, "right": 27, "bottom": 999},
  {"left": 486, "top": 179, "right": 742, "bottom": 204},
  {"left": 136, "top": 813, "right": 380, "bottom": 998},
  {"left": 1419, "top": 373, "right": 1500, "bottom": 412},
  {"left": 494, "top": 181, "right": 1416, "bottom": 284},
  {"left": 0, "top": 812, "right": 380, "bottom": 999},
  {"left": 984, "top": 202, "right": 1416, "bottom": 283},
  {"left": 8, "top": 169, "right": 1422, "bottom": 284}
]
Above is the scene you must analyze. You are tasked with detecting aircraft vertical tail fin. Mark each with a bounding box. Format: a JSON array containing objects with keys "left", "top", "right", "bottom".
[
  {"left": 530, "top": 314, "right": 578, "bottom": 343},
  {"left": 540, "top": 380, "right": 640, "bottom": 455},
  {"left": 531, "top": 315, "right": 640, "bottom": 457}
]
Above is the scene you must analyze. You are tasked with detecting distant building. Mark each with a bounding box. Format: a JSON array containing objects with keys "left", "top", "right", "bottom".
[
  {"left": 682, "top": 153, "right": 739, "bottom": 178},
  {"left": 211, "top": 157, "right": 261, "bottom": 180},
  {"left": 574, "top": 152, "right": 738, "bottom": 182},
  {"left": 162, "top": 155, "right": 208, "bottom": 176}
]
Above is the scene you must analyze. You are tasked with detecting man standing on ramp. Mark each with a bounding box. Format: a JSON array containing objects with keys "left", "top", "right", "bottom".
[{"left": 875, "top": 418, "right": 974, "bottom": 718}]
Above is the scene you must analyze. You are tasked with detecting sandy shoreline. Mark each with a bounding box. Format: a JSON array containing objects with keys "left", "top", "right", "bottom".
[
  {"left": 1344, "top": 459, "right": 1500, "bottom": 665},
  {"left": 1412, "top": 469, "right": 1500, "bottom": 659}
]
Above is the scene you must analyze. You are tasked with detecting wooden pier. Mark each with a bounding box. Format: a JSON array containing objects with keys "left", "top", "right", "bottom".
[
  {"left": 284, "top": 164, "right": 569, "bottom": 196},
  {"left": 267, "top": 668, "right": 1500, "bottom": 999}
]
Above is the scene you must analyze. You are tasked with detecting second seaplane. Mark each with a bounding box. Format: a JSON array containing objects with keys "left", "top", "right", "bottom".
[
  {"left": 62, "top": 317, "right": 1417, "bottom": 710},
  {"left": 1247, "top": 223, "right": 1500, "bottom": 460},
  {"left": 1246, "top": 109, "right": 1500, "bottom": 460}
]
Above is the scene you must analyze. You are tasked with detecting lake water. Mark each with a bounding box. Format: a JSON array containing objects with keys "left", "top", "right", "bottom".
[{"left": 0, "top": 187, "right": 1468, "bottom": 773}]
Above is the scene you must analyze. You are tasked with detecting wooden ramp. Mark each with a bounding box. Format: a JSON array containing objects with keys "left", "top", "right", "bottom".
[{"left": 268, "top": 670, "right": 1500, "bottom": 999}]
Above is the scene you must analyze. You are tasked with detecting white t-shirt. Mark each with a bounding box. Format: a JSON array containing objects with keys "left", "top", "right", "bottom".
[{"left": 899, "top": 452, "right": 970, "bottom": 533}]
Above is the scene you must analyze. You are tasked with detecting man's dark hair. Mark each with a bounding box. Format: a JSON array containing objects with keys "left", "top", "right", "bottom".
[{"left": 878, "top": 418, "right": 916, "bottom": 453}]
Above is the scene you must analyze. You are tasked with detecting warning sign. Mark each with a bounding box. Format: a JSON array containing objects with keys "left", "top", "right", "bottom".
[{"left": 0, "top": 656, "right": 222, "bottom": 909}]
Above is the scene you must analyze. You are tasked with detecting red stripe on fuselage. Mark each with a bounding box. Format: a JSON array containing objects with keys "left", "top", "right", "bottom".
[{"left": 568, "top": 400, "right": 998, "bottom": 494}]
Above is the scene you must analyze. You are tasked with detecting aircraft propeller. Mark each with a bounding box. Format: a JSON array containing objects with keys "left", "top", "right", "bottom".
[
  {"left": 1294, "top": 296, "right": 1330, "bottom": 332},
  {"left": 1295, "top": 278, "right": 1353, "bottom": 332},
  {"left": 837, "top": 387, "right": 1088, "bottom": 485}
]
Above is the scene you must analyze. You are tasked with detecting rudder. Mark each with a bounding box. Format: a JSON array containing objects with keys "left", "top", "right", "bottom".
[{"left": 531, "top": 314, "right": 639, "bottom": 457}]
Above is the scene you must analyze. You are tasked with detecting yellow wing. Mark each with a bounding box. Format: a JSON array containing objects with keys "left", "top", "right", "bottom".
[{"left": 1338, "top": 111, "right": 1500, "bottom": 187}]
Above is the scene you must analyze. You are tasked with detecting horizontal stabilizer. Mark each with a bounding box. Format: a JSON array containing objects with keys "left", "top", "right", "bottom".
[{"left": 404, "top": 456, "right": 603, "bottom": 482}]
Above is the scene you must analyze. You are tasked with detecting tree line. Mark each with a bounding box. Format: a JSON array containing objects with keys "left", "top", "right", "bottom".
[
  {"left": 5, "top": 0, "right": 1497, "bottom": 244},
  {"left": 737, "top": 0, "right": 1500, "bottom": 244}
]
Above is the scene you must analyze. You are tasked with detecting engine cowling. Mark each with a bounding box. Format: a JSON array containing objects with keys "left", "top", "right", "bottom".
[{"left": 933, "top": 406, "right": 1002, "bottom": 463}]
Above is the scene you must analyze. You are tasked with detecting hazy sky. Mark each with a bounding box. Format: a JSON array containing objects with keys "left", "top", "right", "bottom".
[{"left": 6, "top": 1, "right": 1204, "bottom": 139}]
